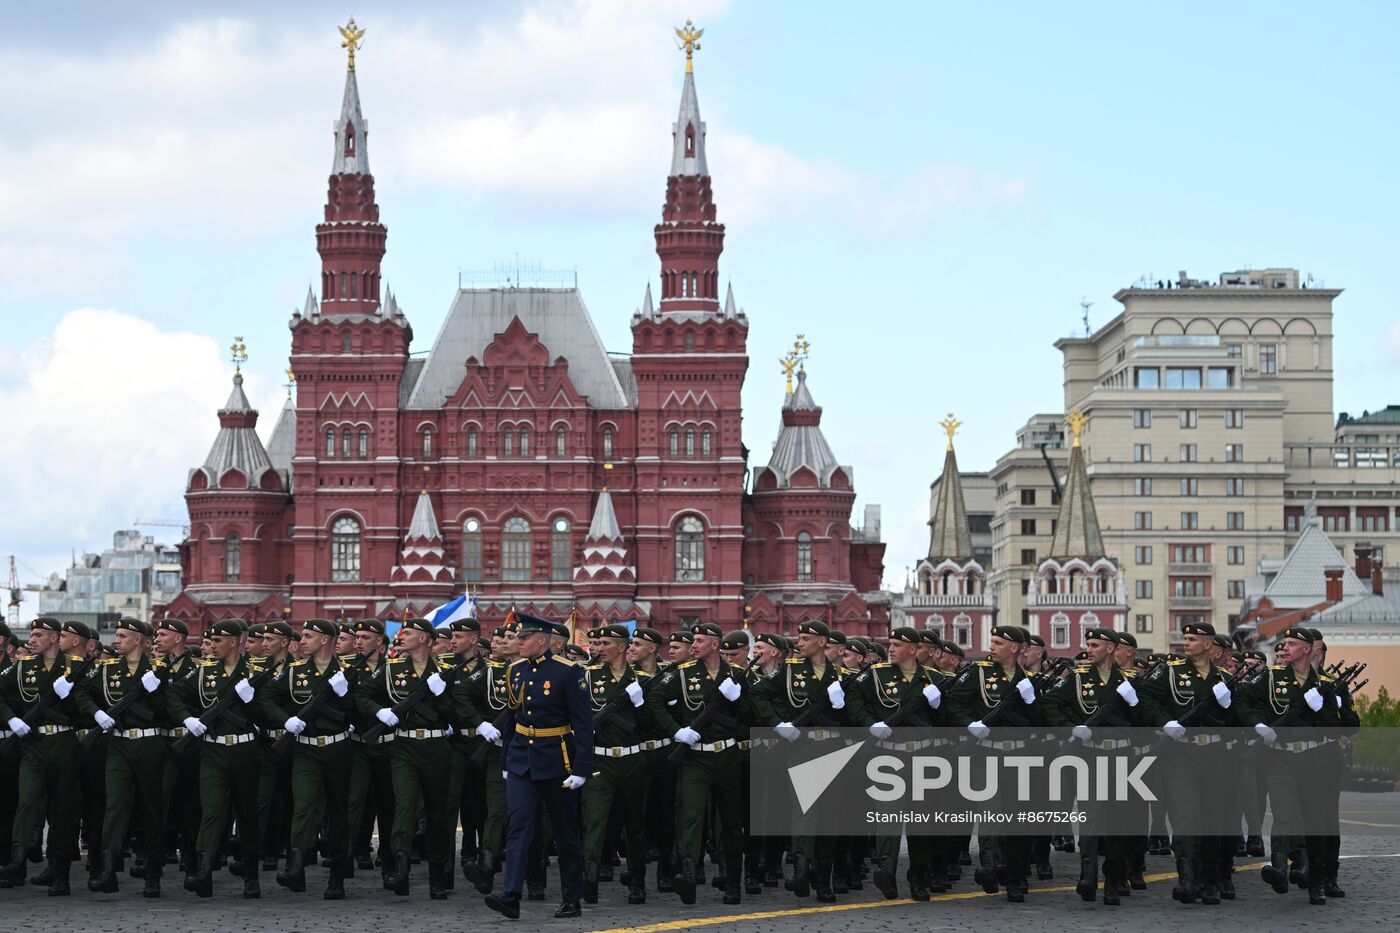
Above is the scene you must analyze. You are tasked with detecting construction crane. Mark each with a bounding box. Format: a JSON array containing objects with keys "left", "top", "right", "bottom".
[
  {"left": 6, "top": 556, "right": 19, "bottom": 628},
  {"left": 133, "top": 519, "right": 191, "bottom": 536}
]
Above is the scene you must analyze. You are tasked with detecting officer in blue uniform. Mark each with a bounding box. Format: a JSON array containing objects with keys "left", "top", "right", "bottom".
[{"left": 483, "top": 614, "right": 594, "bottom": 920}]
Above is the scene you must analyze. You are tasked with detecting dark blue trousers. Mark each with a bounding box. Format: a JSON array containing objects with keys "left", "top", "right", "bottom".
[{"left": 503, "top": 772, "right": 583, "bottom": 902}]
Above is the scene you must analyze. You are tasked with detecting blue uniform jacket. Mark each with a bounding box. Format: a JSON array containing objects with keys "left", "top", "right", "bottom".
[{"left": 500, "top": 651, "right": 595, "bottom": 781}]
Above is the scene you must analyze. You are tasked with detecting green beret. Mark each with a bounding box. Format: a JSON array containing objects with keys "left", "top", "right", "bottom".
[
  {"left": 209, "top": 620, "right": 243, "bottom": 638},
  {"left": 353, "top": 618, "right": 385, "bottom": 636},
  {"left": 669, "top": 630, "right": 694, "bottom": 644},
  {"left": 449, "top": 617, "right": 482, "bottom": 633},
  {"left": 846, "top": 637, "right": 870, "bottom": 655},
  {"left": 564, "top": 644, "right": 590, "bottom": 661},
  {"left": 264, "top": 621, "right": 295, "bottom": 639},
  {"left": 889, "top": 627, "right": 921, "bottom": 644},
  {"left": 720, "top": 631, "right": 750, "bottom": 650},
  {"left": 1181, "top": 621, "right": 1216, "bottom": 637},
  {"left": 596, "top": 624, "right": 631, "bottom": 640},
  {"left": 1212, "top": 634, "right": 1233, "bottom": 651},
  {"left": 1075, "top": 650, "right": 1092, "bottom": 662},
  {"left": 633, "top": 627, "right": 664, "bottom": 646},
  {"left": 797, "top": 620, "right": 829, "bottom": 638},
  {"left": 99, "top": 643, "right": 118, "bottom": 657},
  {"left": 918, "top": 629, "right": 942, "bottom": 644},
  {"left": 62, "top": 620, "right": 92, "bottom": 640},
  {"left": 116, "top": 618, "right": 153, "bottom": 638},
  {"left": 1282, "top": 626, "right": 1314, "bottom": 644},
  {"left": 867, "top": 642, "right": 887, "bottom": 661},
  {"left": 156, "top": 618, "right": 189, "bottom": 637},
  {"left": 692, "top": 622, "right": 723, "bottom": 638},
  {"left": 1116, "top": 632, "right": 1138, "bottom": 649},
  {"left": 755, "top": 632, "right": 784, "bottom": 650},
  {"left": 401, "top": 617, "right": 436, "bottom": 636},
  {"left": 245, "top": 623, "right": 266, "bottom": 638},
  {"left": 1026, "top": 634, "right": 1046, "bottom": 648},
  {"left": 32, "top": 616, "right": 62, "bottom": 634},
  {"left": 1243, "top": 650, "right": 1266, "bottom": 662},
  {"left": 302, "top": 618, "right": 338, "bottom": 639},
  {"left": 940, "top": 640, "right": 965, "bottom": 658},
  {"left": 991, "top": 625, "right": 1029, "bottom": 645},
  {"left": 1084, "top": 627, "right": 1118, "bottom": 645},
  {"left": 338, "top": 621, "right": 357, "bottom": 635},
  {"left": 827, "top": 630, "right": 848, "bottom": 646},
  {"left": 1306, "top": 627, "right": 1325, "bottom": 644}
]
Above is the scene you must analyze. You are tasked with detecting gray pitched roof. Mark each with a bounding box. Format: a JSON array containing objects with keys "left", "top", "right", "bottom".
[
  {"left": 586, "top": 489, "right": 622, "bottom": 540},
  {"left": 763, "top": 372, "right": 848, "bottom": 487},
  {"left": 1263, "top": 517, "right": 1368, "bottom": 608},
  {"left": 332, "top": 68, "right": 369, "bottom": 175},
  {"left": 670, "top": 70, "right": 708, "bottom": 176},
  {"left": 197, "top": 373, "right": 276, "bottom": 489},
  {"left": 406, "top": 491, "right": 442, "bottom": 541},
  {"left": 1047, "top": 441, "right": 1105, "bottom": 561},
  {"left": 928, "top": 445, "right": 973, "bottom": 562},
  {"left": 402, "top": 288, "right": 629, "bottom": 410},
  {"left": 265, "top": 398, "right": 295, "bottom": 475}
]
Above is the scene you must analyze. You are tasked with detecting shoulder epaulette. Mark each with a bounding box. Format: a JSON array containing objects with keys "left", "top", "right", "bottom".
[
  {"left": 552, "top": 656, "right": 576, "bottom": 667},
  {"left": 487, "top": 659, "right": 506, "bottom": 668},
  {"left": 1168, "top": 659, "right": 1187, "bottom": 666},
  {"left": 386, "top": 656, "right": 410, "bottom": 665},
  {"left": 586, "top": 663, "right": 603, "bottom": 671},
  {"left": 508, "top": 657, "right": 528, "bottom": 669},
  {"left": 635, "top": 669, "right": 653, "bottom": 680},
  {"left": 976, "top": 660, "right": 994, "bottom": 667},
  {"left": 69, "top": 655, "right": 86, "bottom": 663},
  {"left": 872, "top": 661, "right": 892, "bottom": 669},
  {"left": 1270, "top": 664, "right": 1286, "bottom": 670},
  {"left": 338, "top": 653, "right": 358, "bottom": 663},
  {"left": 784, "top": 657, "right": 804, "bottom": 664},
  {"left": 101, "top": 657, "right": 120, "bottom": 666},
  {"left": 197, "top": 658, "right": 217, "bottom": 667},
  {"left": 1075, "top": 666, "right": 1091, "bottom": 673},
  {"left": 290, "top": 658, "right": 309, "bottom": 667},
  {"left": 1319, "top": 673, "right": 1334, "bottom": 682},
  {"left": 679, "top": 660, "right": 697, "bottom": 669}
]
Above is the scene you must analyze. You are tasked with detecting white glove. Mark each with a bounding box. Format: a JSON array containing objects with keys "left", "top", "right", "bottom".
[
  {"left": 426, "top": 673, "right": 446, "bottom": 696},
  {"left": 182, "top": 716, "right": 207, "bottom": 738},
  {"left": 1336, "top": 694, "right": 1343, "bottom": 708},
  {"left": 502, "top": 770, "right": 509, "bottom": 780},
  {"left": 1304, "top": 687, "right": 1323, "bottom": 712},
  {"left": 1212, "top": 682, "right": 1232, "bottom": 709},
  {"left": 284, "top": 716, "right": 306, "bottom": 735},
  {"left": 774, "top": 722, "right": 800, "bottom": 742},
  {"left": 52, "top": 676, "right": 73, "bottom": 699},
  {"left": 1162, "top": 720, "right": 1186, "bottom": 740},
  {"left": 870, "top": 722, "right": 893, "bottom": 740},
  {"left": 717, "top": 677, "right": 741, "bottom": 702},
  {"left": 923, "top": 684, "right": 942, "bottom": 709},
  {"left": 7, "top": 716, "right": 29, "bottom": 737},
  {"left": 1071, "top": 724, "right": 1092, "bottom": 743},
  {"left": 328, "top": 671, "right": 349, "bottom": 697},
  {"left": 1254, "top": 722, "right": 1277, "bottom": 744},
  {"left": 674, "top": 726, "right": 700, "bottom": 745},
  {"left": 1016, "top": 678, "right": 1036, "bottom": 704},
  {"left": 562, "top": 775, "right": 586, "bottom": 790},
  {"left": 94, "top": 710, "right": 116, "bottom": 731},
  {"left": 1115, "top": 680, "right": 1139, "bottom": 707},
  {"left": 141, "top": 671, "right": 162, "bottom": 693},
  {"left": 967, "top": 721, "right": 990, "bottom": 739},
  {"left": 233, "top": 678, "right": 254, "bottom": 703},
  {"left": 376, "top": 708, "right": 399, "bottom": 727},
  {"left": 476, "top": 721, "right": 501, "bottom": 743},
  {"left": 826, "top": 681, "right": 846, "bottom": 709},
  {"left": 625, "top": 681, "right": 645, "bottom": 707}
]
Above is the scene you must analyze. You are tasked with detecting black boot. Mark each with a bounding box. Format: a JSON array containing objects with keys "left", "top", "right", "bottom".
[
  {"left": 907, "top": 856, "right": 930, "bottom": 901},
  {"left": 784, "top": 853, "right": 810, "bottom": 898},
  {"left": 428, "top": 861, "right": 449, "bottom": 900},
  {"left": 1261, "top": 851, "right": 1290, "bottom": 894},
  {"left": 583, "top": 858, "right": 599, "bottom": 904},
  {"left": 1128, "top": 852, "right": 1147, "bottom": 890},
  {"left": 30, "top": 860, "right": 54, "bottom": 886},
  {"left": 323, "top": 858, "right": 345, "bottom": 900},
  {"left": 1173, "top": 856, "right": 1199, "bottom": 903},
  {"left": 1200, "top": 858, "right": 1220, "bottom": 905},
  {"left": 723, "top": 860, "right": 742, "bottom": 905},
  {"left": 1309, "top": 880, "right": 1327, "bottom": 905},
  {"left": 194, "top": 852, "right": 213, "bottom": 898},
  {"left": 242, "top": 859, "right": 260, "bottom": 899},
  {"left": 1102, "top": 858, "right": 1121, "bottom": 906},
  {"left": 1076, "top": 854, "right": 1097, "bottom": 902},
  {"left": 1004, "top": 862, "right": 1026, "bottom": 903},
  {"left": 1221, "top": 862, "right": 1236, "bottom": 900},
  {"left": 1324, "top": 861, "right": 1345, "bottom": 898},
  {"left": 929, "top": 852, "right": 949, "bottom": 893},
  {"left": 389, "top": 851, "right": 410, "bottom": 896},
  {"left": 277, "top": 848, "right": 306, "bottom": 892},
  {"left": 555, "top": 900, "right": 582, "bottom": 918},
  {"left": 628, "top": 860, "right": 647, "bottom": 904},
  {"left": 873, "top": 855, "right": 898, "bottom": 899},
  {"left": 47, "top": 858, "right": 70, "bottom": 897},
  {"left": 484, "top": 891, "right": 521, "bottom": 919},
  {"left": 1289, "top": 848, "right": 1310, "bottom": 889},
  {"left": 90, "top": 849, "right": 119, "bottom": 893},
  {"left": 672, "top": 857, "right": 697, "bottom": 905},
  {"left": 463, "top": 847, "right": 495, "bottom": 894},
  {"left": 1246, "top": 835, "right": 1266, "bottom": 857},
  {"left": 1, "top": 842, "right": 24, "bottom": 885},
  {"left": 813, "top": 861, "right": 835, "bottom": 903},
  {"left": 974, "top": 846, "right": 999, "bottom": 895},
  {"left": 142, "top": 856, "right": 162, "bottom": 898}
]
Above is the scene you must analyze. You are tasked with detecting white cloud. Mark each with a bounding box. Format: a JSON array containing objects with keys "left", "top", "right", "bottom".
[{"left": 0, "top": 309, "right": 281, "bottom": 571}]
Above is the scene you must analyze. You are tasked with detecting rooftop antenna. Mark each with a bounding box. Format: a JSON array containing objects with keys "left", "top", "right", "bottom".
[{"left": 1079, "top": 296, "right": 1093, "bottom": 336}]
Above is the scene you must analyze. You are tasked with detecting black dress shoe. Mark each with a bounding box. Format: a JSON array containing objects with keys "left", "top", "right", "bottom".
[
  {"left": 485, "top": 892, "right": 522, "bottom": 919},
  {"left": 554, "top": 900, "right": 582, "bottom": 918}
]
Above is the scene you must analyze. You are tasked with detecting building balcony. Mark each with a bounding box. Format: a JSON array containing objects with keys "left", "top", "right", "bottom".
[
  {"left": 907, "top": 593, "right": 993, "bottom": 609},
  {"left": 1029, "top": 592, "right": 1121, "bottom": 607},
  {"left": 1168, "top": 563, "right": 1214, "bottom": 576},
  {"left": 1168, "top": 595, "right": 1214, "bottom": 610}
]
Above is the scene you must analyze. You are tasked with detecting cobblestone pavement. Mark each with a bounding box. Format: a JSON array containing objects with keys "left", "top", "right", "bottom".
[{"left": 5, "top": 837, "right": 1397, "bottom": 932}]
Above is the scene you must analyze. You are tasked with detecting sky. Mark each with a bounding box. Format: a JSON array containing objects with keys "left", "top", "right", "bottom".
[{"left": 4, "top": 0, "right": 1400, "bottom": 616}]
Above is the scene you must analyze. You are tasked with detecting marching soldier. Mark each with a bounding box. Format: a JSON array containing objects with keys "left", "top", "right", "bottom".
[
  {"left": 1309, "top": 630, "right": 1357, "bottom": 899},
  {"left": 629, "top": 627, "right": 679, "bottom": 894},
  {"left": 153, "top": 618, "right": 201, "bottom": 888},
  {"left": 459, "top": 619, "right": 514, "bottom": 895},
  {"left": 0, "top": 617, "right": 88, "bottom": 895},
  {"left": 73, "top": 618, "right": 170, "bottom": 897},
  {"left": 444, "top": 617, "right": 486, "bottom": 876},
  {"left": 483, "top": 613, "right": 593, "bottom": 920},
  {"left": 252, "top": 621, "right": 295, "bottom": 876},
  {"left": 345, "top": 619, "right": 395, "bottom": 884},
  {"left": 255, "top": 618, "right": 355, "bottom": 899}
]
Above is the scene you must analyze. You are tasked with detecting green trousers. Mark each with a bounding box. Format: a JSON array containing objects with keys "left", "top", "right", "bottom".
[
  {"left": 582, "top": 752, "right": 648, "bottom": 869},
  {"left": 480, "top": 744, "right": 507, "bottom": 856},
  {"left": 676, "top": 745, "right": 744, "bottom": 867},
  {"left": 348, "top": 737, "right": 394, "bottom": 857},
  {"left": 12, "top": 731, "right": 81, "bottom": 860},
  {"left": 291, "top": 740, "right": 352, "bottom": 859},
  {"left": 389, "top": 735, "right": 452, "bottom": 862},
  {"left": 196, "top": 740, "right": 260, "bottom": 857},
  {"left": 102, "top": 736, "right": 167, "bottom": 859}
]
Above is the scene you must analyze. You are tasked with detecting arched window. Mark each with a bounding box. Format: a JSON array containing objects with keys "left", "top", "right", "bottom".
[
  {"left": 1050, "top": 613, "right": 1071, "bottom": 649},
  {"left": 224, "top": 533, "right": 241, "bottom": 582},
  {"left": 331, "top": 517, "right": 361, "bottom": 582},
  {"left": 357, "top": 429, "right": 369, "bottom": 459},
  {"left": 702, "top": 429, "right": 712, "bottom": 457},
  {"left": 555, "top": 426, "right": 567, "bottom": 458},
  {"left": 954, "top": 614, "right": 973, "bottom": 647},
  {"left": 340, "top": 272, "right": 348, "bottom": 299},
  {"left": 668, "top": 429, "right": 679, "bottom": 457},
  {"left": 466, "top": 428, "right": 478, "bottom": 456},
  {"left": 345, "top": 120, "right": 355, "bottom": 156},
  {"left": 796, "top": 531, "right": 813, "bottom": 582},
  {"left": 502, "top": 517, "right": 531, "bottom": 582},
  {"left": 685, "top": 428, "right": 696, "bottom": 458},
  {"left": 684, "top": 332, "right": 695, "bottom": 352},
  {"left": 602, "top": 428, "right": 614, "bottom": 458},
  {"left": 341, "top": 428, "right": 352, "bottom": 459},
  {"left": 341, "top": 333, "right": 352, "bottom": 353},
  {"left": 421, "top": 429, "right": 434, "bottom": 460},
  {"left": 325, "top": 427, "right": 336, "bottom": 459},
  {"left": 685, "top": 122, "right": 695, "bottom": 156},
  {"left": 675, "top": 516, "right": 705, "bottom": 582},
  {"left": 551, "top": 517, "right": 571, "bottom": 582},
  {"left": 462, "top": 517, "right": 482, "bottom": 582},
  {"left": 519, "top": 429, "right": 530, "bottom": 458},
  {"left": 501, "top": 428, "right": 514, "bottom": 458}
]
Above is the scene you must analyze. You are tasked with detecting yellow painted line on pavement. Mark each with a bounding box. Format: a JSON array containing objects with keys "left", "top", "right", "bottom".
[{"left": 589, "top": 862, "right": 1268, "bottom": 933}]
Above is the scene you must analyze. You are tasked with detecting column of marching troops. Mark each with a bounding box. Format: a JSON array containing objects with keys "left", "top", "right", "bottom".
[{"left": 0, "top": 608, "right": 1362, "bottom": 915}]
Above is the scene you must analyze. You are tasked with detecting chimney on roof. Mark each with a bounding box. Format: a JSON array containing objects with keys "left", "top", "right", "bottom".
[
  {"left": 1324, "top": 567, "right": 1344, "bottom": 603},
  {"left": 1373, "top": 564, "right": 1384, "bottom": 597},
  {"left": 1355, "top": 543, "right": 1374, "bottom": 584}
]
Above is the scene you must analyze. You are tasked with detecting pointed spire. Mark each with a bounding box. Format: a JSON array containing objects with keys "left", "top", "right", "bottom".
[
  {"left": 641, "top": 282, "right": 654, "bottom": 319},
  {"left": 1047, "top": 413, "right": 1106, "bottom": 561},
  {"left": 222, "top": 371, "right": 252, "bottom": 414},
  {"left": 390, "top": 489, "right": 454, "bottom": 591},
  {"left": 670, "top": 68, "right": 709, "bottom": 177},
  {"left": 195, "top": 370, "right": 278, "bottom": 490},
  {"left": 586, "top": 489, "right": 623, "bottom": 541},
  {"left": 928, "top": 442, "right": 973, "bottom": 563},
  {"left": 303, "top": 285, "right": 320, "bottom": 319},
  {"left": 406, "top": 491, "right": 442, "bottom": 542},
  {"left": 724, "top": 282, "right": 736, "bottom": 318},
  {"left": 332, "top": 20, "right": 370, "bottom": 175}
]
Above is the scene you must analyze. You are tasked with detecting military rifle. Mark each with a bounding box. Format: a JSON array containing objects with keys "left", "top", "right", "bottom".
[
  {"left": 80, "top": 662, "right": 167, "bottom": 754},
  {"left": 170, "top": 663, "right": 278, "bottom": 756},
  {"left": 666, "top": 657, "right": 760, "bottom": 766},
  {"left": 359, "top": 662, "right": 458, "bottom": 744},
  {"left": 0, "top": 655, "right": 98, "bottom": 757},
  {"left": 270, "top": 654, "right": 367, "bottom": 758}
]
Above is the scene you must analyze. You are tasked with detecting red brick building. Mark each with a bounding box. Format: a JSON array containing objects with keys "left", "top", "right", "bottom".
[{"left": 163, "top": 48, "right": 886, "bottom": 637}]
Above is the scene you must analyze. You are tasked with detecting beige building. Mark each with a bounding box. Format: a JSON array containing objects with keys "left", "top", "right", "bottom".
[{"left": 988, "top": 268, "right": 1400, "bottom": 652}]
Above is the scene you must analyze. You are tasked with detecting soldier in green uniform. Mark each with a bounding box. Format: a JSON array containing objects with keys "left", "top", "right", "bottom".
[
  {"left": 0, "top": 622, "right": 16, "bottom": 889},
  {"left": 459, "top": 618, "right": 515, "bottom": 894},
  {"left": 1137, "top": 620, "right": 1235, "bottom": 905},
  {"left": 73, "top": 618, "right": 170, "bottom": 896},
  {"left": 252, "top": 621, "right": 295, "bottom": 875},
  {"left": 0, "top": 617, "right": 88, "bottom": 895},
  {"left": 629, "top": 627, "right": 678, "bottom": 894},
  {"left": 944, "top": 624, "right": 1040, "bottom": 903},
  {"left": 1112, "top": 631, "right": 1151, "bottom": 890},
  {"left": 254, "top": 618, "right": 355, "bottom": 898},
  {"left": 355, "top": 616, "right": 458, "bottom": 898},
  {"left": 750, "top": 620, "right": 847, "bottom": 902},
  {"left": 170, "top": 618, "right": 264, "bottom": 898},
  {"left": 1236, "top": 626, "right": 1343, "bottom": 905},
  {"left": 153, "top": 618, "right": 200, "bottom": 888},
  {"left": 345, "top": 619, "right": 395, "bottom": 884},
  {"left": 846, "top": 627, "right": 947, "bottom": 900},
  {"left": 743, "top": 631, "right": 785, "bottom": 892},
  {"left": 645, "top": 622, "right": 751, "bottom": 905},
  {"left": 1309, "top": 630, "right": 1357, "bottom": 899},
  {"left": 1040, "top": 626, "right": 1143, "bottom": 905},
  {"left": 579, "top": 624, "right": 651, "bottom": 905},
  {"left": 444, "top": 616, "right": 486, "bottom": 875}
]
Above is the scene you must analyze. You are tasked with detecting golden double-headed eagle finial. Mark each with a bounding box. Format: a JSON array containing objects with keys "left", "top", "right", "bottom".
[
  {"left": 939, "top": 413, "right": 962, "bottom": 451},
  {"left": 339, "top": 17, "right": 366, "bottom": 72},
  {"left": 779, "top": 335, "right": 810, "bottom": 394},
  {"left": 230, "top": 337, "right": 248, "bottom": 372},
  {"left": 675, "top": 19, "right": 703, "bottom": 73},
  {"left": 1065, "top": 408, "right": 1088, "bottom": 448}
]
